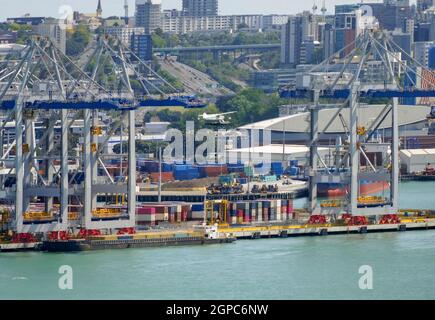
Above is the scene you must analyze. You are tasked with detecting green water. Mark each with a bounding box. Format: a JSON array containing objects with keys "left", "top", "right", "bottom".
[{"left": 1, "top": 181, "right": 435, "bottom": 300}]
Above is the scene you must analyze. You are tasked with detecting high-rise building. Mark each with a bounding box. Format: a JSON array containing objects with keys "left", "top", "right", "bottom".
[
  {"left": 323, "top": 23, "right": 335, "bottom": 59},
  {"left": 391, "top": 29, "right": 412, "bottom": 62},
  {"left": 135, "top": 0, "right": 162, "bottom": 34},
  {"left": 335, "top": 4, "right": 359, "bottom": 14},
  {"left": 415, "top": 22, "right": 431, "bottom": 41},
  {"left": 414, "top": 41, "right": 434, "bottom": 67},
  {"left": 280, "top": 12, "right": 317, "bottom": 67},
  {"left": 281, "top": 16, "right": 303, "bottom": 67},
  {"left": 104, "top": 26, "right": 145, "bottom": 46},
  {"left": 33, "top": 18, "right": 67, "bottom": 53},
  {"left": 363, "top": 1, "right": 412, "bottom": 32},
  {"left": 182, "top": 0, "right": 218, "bottom": 17},
  {"left": 131, "top": 33, "right": 153, "bottom": 61},
  {"left": 334, "top": 12, "right": 357, "bottom": 56}
]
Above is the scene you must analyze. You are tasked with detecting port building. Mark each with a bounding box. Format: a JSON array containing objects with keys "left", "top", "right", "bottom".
[
  {"left": 227, "top": 144, "right": 331, "bottom": 167},
  {"left": 240, "top": 105, "right": 431, "bottom": 144},
  {"left": 400, "top": 148, "right": 435, "bottom": 173}
]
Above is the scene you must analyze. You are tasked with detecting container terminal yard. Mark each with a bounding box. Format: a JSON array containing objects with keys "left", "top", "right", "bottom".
[{"left": 2, "top": 23, "right": 435, "bottom": 253}]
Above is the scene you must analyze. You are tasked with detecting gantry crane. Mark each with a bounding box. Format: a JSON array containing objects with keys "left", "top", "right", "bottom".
[
  {"left": 279, "top": 27, "right": 435, "bottom": 218},
  {"left": 0, "top": 35, "right": 207, "bottom": 235}
]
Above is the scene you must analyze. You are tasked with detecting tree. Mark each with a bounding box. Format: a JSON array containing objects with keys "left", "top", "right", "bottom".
[
  {"left": 66, "top": 25, "right": 91, "bottom": 56},
  {"left": 151, "top": 34, "right": 166, "bottom": 48},
  {"left": 216, "top": 89, "right": 286, "bottom": 127},
  {"left": 113, "top": 140, "right": 168, "bottom": 155}
]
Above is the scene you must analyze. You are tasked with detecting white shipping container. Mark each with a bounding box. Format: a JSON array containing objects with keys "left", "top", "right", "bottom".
[
  {"left": 276, "top": 200, "right": 281, "bottom": 221},
  {"left": 257, "top": 202, "right": 263, "bottom": 222},
  {"left": 136, "top": 214, "right": 155, "bottom": 222},
  {"left": 191, "top": 211, "right": 204, "bottom": 220}
]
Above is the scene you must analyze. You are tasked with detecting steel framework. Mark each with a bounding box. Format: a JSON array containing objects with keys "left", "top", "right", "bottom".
[
  {"left": 0, "top": 36, "right": 206, "bottom": 233},
  {"left": 280, "top": 29, "right": 435, "bottom": 216}
]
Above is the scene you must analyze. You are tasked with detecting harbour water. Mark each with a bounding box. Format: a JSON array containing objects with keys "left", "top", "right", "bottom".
[{"left": 1, "top": 181, "right": 435, "bottom": 300}]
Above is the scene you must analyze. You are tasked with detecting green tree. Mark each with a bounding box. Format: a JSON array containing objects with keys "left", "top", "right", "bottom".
[{"left": 66, "top": 25, "right": 91, "bottom": 56}]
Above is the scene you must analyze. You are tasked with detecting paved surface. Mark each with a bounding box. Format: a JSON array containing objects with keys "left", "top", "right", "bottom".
[{"left": 158, "top": 57, "right": 234, "bottom": 96}]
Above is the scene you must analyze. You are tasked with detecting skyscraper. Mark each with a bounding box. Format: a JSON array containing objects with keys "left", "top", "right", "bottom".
[
  {"left": 280, "top": 12, "right": 316, "bottom": 67},
  {"left": 34, "top": 18, "right": 67, "bottom": 53},
  {"left": 182, "top": 0, "right": 218, "bottom": 17},
  {"left": 280, "top": 16, "right": 303, "bottom": 67},
  {"left": 135, "top": 0, "right": 162, "bottom": 34}
]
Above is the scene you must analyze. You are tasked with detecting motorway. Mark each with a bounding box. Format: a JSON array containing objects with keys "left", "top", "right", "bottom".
[{"left": 158, "top": 57, "right": 234, "bottom": 96}]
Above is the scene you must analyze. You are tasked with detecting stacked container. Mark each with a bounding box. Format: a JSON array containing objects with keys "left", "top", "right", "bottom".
[
  {"left": 271, "top": 162, "right": 284, "bottom": 176},
  {"left": 190, "top": 204, "right": 204, "bottom": 220},
  {"left": 262, "top": 200, "right": 270, "bottom": 222},
  {"left": 198, "top": 165, "right": 228, "bottom": 178},
  {"left": 173, "top": 165, "right": 200, "bottom": 181},
  {"left": 136, "top": 207, "right": 156, "bottom": 226},
  {"left": 257, "top": 201, "right": 263, "bottom": 222},
  {"left": 276, "top": 199, "right": 282, "bottom": 221},
  {"left": 227, "top": 163, "right": 245, "bottom": 174},
  {"left": 149, "top": 172, "right": 174, "bottom": 183}
]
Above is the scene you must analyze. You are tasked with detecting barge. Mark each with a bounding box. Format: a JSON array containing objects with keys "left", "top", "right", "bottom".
[{"left": 41, "top": 226, "right": 235, "bottom": 252}]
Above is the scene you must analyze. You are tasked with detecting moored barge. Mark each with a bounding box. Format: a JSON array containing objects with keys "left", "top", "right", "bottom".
[{"left": 41, "top": 226, "right": 235, "bottom": 252}]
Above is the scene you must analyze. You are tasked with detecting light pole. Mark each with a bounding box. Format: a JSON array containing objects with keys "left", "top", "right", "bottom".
[{"left": 158, "top": 145, "right": 162, "bottom": 203}]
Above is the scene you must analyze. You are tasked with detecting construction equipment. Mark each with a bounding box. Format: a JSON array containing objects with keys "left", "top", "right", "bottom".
[
  {"left": 307, "top": 215, "right": 327, "bottom": 225},
  {"left": 23, "top": 212, "right": 54, "bottom": 222},
  {"left": 205, "top": 200, "right": 229, "bottom": 226},
  {"left": 379, "top": 214, "right": 400, "bottom": 224},
  {"left": 251, "top": 184, "right": 279, "bottom": 194},
  {"left": 207, "top": 183, "right": 243, "bottom": 195}
]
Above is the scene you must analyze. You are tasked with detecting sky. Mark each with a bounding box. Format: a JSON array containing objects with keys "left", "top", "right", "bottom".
[{"left": 0, "top": 0, "right": 403, "bottom": 22}]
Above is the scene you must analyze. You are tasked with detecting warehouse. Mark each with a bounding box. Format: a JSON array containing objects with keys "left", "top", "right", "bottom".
[
  {"left": 240, "top": 105, "right": 431, "bottom": 144},
  {"left": 227, "top": 144, "right": 331, "bottom": 168},
  {"left": 400, "top": 149, "right": 435, "bottom": 174}
]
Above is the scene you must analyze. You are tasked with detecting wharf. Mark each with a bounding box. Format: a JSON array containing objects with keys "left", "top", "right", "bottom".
[
  {"left": 0, "top": 242, "right": 40, "bottom": 252},
  {"left": 401, "top": 175, "right": 435, "bottom": 181},
  {"left": 218, "top": 219, "right": 435, "bottom": 239}
]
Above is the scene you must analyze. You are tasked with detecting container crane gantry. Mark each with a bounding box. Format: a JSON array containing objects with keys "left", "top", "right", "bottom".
[
  {"left": 0, "top": 35, "right": 208, "bottom": 234},
  {"left": 279, "top": 29, "right": 435, "bottom": 218}
]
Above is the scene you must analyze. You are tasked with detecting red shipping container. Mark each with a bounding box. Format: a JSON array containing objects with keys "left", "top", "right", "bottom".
[
  {"left": 137, "top": 207, "right": 156, "bottom": 215},
  {"left": 150, "top": 172, "right": 174, "bottom": 183}
]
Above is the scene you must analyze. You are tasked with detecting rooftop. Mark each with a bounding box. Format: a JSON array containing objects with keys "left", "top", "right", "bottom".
[{"left": 240, "top": 105, "right": 431, "bottom": 133}]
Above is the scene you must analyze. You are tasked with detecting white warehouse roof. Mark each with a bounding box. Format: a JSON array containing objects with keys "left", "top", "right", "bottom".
[
  {"left": 227, "top": 144, "right": 331, "bottom": 165},
  {"left": 400, "top": 148, "right": 435, "bottom": 158},
  {"left": 240, "top": 105, "right": 431, "bottom": 133}
]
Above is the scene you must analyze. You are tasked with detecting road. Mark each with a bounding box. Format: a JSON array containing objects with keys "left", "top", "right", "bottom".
[{"left": 158, "top": 57, "right": 234, "bottom": 97}]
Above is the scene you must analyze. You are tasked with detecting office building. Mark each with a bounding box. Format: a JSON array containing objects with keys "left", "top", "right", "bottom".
[
  {"left": 135, "top": 0, "right": 162, "bottom": 34},
  {"left": 131, "top": 33, "right": 153, "bottom": 61},
  {"left": 391, "top": 29, "right": 412, "bottom": 62},
  {"left": 281, "top": 12, "right": 316, "bottom": 67},
  {"left": 281, "top": 16, "right": 303, "bottom": 67},
  {"left": 182, "top": 0, "right": 218, "bottom": 17},
  {"left": 334, "top": 12, "right": 357, "bottom": 56},
  {"left": 33, "top": 18, "right": 67, "bottom": 53},
  {"left": 414, "top": 41, "right": 434, "bottom": 67},
  {"left": 7, "top": 16, "right": 45, "bottom": 25},
  {"left": 104, "top": 26, "right": 145, "bottom": 46},
  {"left": 323, "top": 23, "right": 335, "bottom": 59}
]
